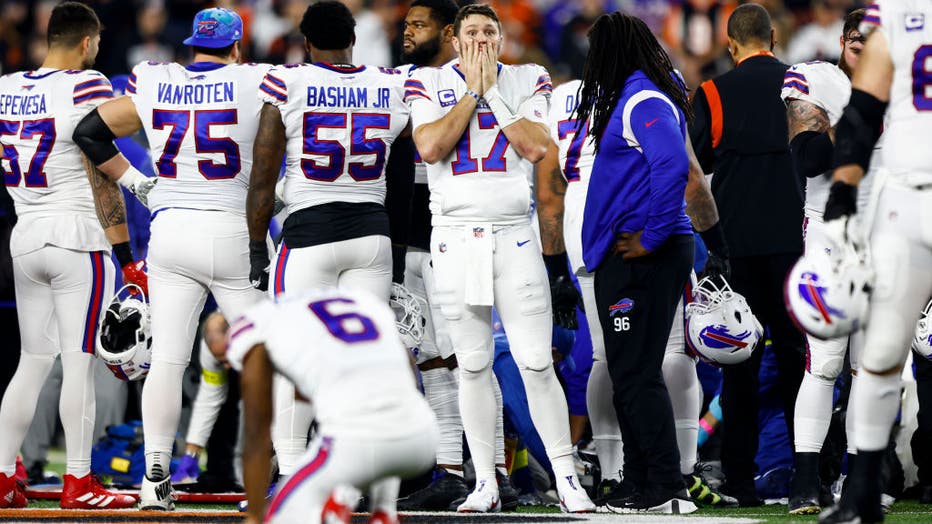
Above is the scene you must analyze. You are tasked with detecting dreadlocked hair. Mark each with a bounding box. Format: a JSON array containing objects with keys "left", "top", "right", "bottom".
[{"left": 575, "top": 12, "right": 693, "bottom": 152}]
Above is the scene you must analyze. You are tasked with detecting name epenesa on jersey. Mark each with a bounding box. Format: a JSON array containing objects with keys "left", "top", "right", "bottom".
[
  {"left": 306, "top": 86, "right": 392, "bottom": 109},
  {"left": 0, "top": 93, "right": 47, "bottom": 116},
  {"left": 156, "top": 81, "right": 235, "bottom": 105}
]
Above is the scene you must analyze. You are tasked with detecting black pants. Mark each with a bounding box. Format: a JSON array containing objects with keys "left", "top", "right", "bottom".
[
  {"left": 913, "top": 356, "right": 932, "bottom": 487},
  {"left": 594, "top": 234, "right": 694, "bottom": 493},
  {"left": 721, "top": 254, "right": 806, "bottom": 487}
]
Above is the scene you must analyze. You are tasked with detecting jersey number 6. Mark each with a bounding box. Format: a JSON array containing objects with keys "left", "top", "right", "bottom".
[{"left": 308, "top": 298, "right": 380, "bottom": 344}]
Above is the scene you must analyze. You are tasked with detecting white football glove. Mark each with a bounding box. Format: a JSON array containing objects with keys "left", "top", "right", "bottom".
[{"left": 117, "top": 166, "right": 157, "bottom": 209}]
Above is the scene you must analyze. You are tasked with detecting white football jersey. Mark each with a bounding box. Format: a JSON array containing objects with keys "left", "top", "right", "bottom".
[
  {"left": 782, "top": 62, "right": 853, "bottom": 218},
  {"left": 227, "top": 288, "right": 419, "bottom": 437},
  {"left": 548, "top": 80, "right": 595, "bottom": 273},
  {"left": 259, "top": 63, "right": 410, "bottom": 213},
  {"left": 863, "top": 0, "right": 932, "bottom": 184},
  {"left": 399, "top": 64, "right": 429, "bottom": 185},
  {"left": 128, "top": 60, "right": 271, "bottom": 214},
  {"left": 781, "top": 61, "right": 884, "bottom": 219},
  {"left": 407, "top": 60, "right": 552, "bottom": 226},
  {"left": 0, "top": 68, "right": 113, "bottom": 256}
]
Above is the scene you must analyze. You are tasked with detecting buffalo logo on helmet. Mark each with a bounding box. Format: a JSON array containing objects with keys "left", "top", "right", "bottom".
[
  {"left": 608, "top": 298, "right": 634, "bottom": 317},
  {"left": 698, "top": 324, "right": 752, "bottom": 350},
  {"left": 797, "top": 271, "right": 845, "bottom": 323}
]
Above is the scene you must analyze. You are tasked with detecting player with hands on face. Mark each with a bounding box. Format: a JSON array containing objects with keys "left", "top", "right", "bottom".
[{"left": 406, "top": 3, "right": 594, "bottom": 514}]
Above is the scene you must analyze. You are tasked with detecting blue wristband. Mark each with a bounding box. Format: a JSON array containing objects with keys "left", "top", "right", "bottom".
[{"left": 464, "top": 89, "right": 479, "bottom": 101}]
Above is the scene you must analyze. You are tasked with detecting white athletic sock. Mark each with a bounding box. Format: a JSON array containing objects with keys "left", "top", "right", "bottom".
[
  {"left": 271, "top": 374, "right": 316, "bottom": 477},
  {"left": 793, "top": 372, "right": 836, "bottom": 453},
  {"left": 369, "top": 476, "right": 400, "bottom": 515},
  {"left": 0, "top": 352, "right": 57, "bottom": 475},
  {"left": 60, "top": 352, "right": 95, "bottom": 477},
  {"left": 663, "top": 352, "right": 700, "bottom": 475},
  {"left": 853, "top": 371, "right": 901, "bottom": 451},
  {"left": 586, "top": 359, "right": 622, "bottom": 481},
  {"left": 141, "top": 359, "right": 187, "bottom": 479},
  {"left": 518, "top": 366, "right": 574, "bottom": 478},
  {"left": 421, "top": 368, "right": 463, "bottom": 466},
  {"left": 493, "top": 373, "right": 505, "bottom": 467},
  {"left": 459, "top": 365, "right": 497, "bottom": 481},
  {"left": 846, "top": 374, "right": 859, "bottom": 455}
]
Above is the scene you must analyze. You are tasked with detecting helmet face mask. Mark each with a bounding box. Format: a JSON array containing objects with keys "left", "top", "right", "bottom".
[
  {"left": 389, "top": 283, "right": 425, "bottom": 348},
  {"left": 686, "top": 276, "right": 763, "bottom": 366},
  {"left": 913, "top": 298, "right": 932, "bottom": 360},
  {"left": 96, "top": 284, "right": 152, "bottom": 381},
  {"left": 785, "top": 238, "right": 872, "bottom": 341}
]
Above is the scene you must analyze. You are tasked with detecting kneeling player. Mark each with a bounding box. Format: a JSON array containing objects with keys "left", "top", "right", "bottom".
[{"left": 227, "top": 289, "right": 439, "bottom": 524}]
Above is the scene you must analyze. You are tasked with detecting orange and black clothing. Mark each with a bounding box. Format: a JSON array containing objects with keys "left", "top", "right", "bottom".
[
  {"left": 690, "top": 52, "right": 803, "bottom": 257},
  {"left": 689, "top": 52, "right": 806, "bottom": 504}
]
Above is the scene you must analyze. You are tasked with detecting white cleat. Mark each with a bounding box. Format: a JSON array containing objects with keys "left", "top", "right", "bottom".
[
  {"left": 556, "top": 474, "right": 596, "bottom": 513},
  {"left": 456, "top": 479, "right": 501, "bottom": 513},
  {"left": 139, "top": 475, "right": 175, "bottom": 511}
]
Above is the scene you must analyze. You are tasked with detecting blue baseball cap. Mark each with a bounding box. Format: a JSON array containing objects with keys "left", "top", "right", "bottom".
[{"left": 183, "top": 8, "right": 243, "bottom": 48}]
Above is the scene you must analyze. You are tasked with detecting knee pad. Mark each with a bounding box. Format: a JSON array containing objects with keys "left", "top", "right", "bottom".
[
  {"left": 807, "top": 354, "right": 844, "bottom": 381},
  {"left": 457, "top": 348, "right": 492, "bottom": 375},
  {"left": 433, "top": 285, "right": 463, "bottom": 321},
  {"left": 513, "top": 349, "right": 553, "bottom": 373}
]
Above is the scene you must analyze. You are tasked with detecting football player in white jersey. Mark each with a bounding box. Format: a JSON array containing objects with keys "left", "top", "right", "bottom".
[
  {"left": 0, "top": 2, "right": 141, "bottom": 510},
  {"left": 541, "top": 78, "right": 734, "bottom": 507},
  {"left": 227, "top": 288, "right": 438, "bottom": 524},
  {"left": 781, "top": 9, "right": 875, "bottom": 516},
  {"left": 394, "top": 0, "right": 472, "bottom": 511},
  {"left": 246, "top": 0, "right": 411, "bottom": 487},
  {"left": 74, "top": 7, "right": 270, "bottom": 509},
  {"left": 818, "top": 2, "right": 932, "bottom": 523},
  {"left": 407, "top": 3, "right": 594, "bottom": 513}
]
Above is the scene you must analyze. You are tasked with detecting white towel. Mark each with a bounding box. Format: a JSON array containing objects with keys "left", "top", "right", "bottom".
[{"left": 463, "top": 223, "right": 495, "bottom": 306}]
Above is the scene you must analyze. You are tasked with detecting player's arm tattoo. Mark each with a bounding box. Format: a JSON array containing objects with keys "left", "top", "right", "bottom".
[
  {"left": 786, "top": 99, "right": 830, "bottom": 141},
  {"left": 84, "top": 155, "right": 127, "bottom": 229},
  {"left": 684, "top": 138, "right": 719, "bottom": 232},
  {"left": 538, "top": 166, "right": 567, "bottom": 254},
  {"left": 246, "top": 104, "right": 286, "bottom": 242}
]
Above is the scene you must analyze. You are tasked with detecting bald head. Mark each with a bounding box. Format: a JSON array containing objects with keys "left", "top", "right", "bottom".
[{"left": 727, "top": 3, "right": 773, "bottom": 47}]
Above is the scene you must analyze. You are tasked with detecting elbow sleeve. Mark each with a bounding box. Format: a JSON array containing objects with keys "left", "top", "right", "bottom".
[
  {"left": 73, "top": 108, "right": 120, "bottom": 165},
  {"left": 790, "top": 131, "right": 834, "bottom": 178},
  {"left": 833, "top": 89, "right": 887, "bottom": 172}
]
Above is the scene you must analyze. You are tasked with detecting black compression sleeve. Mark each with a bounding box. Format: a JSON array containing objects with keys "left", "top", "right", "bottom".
[
  {"left": 790, "top": 131, "right": 834, "bottom": 179},
  {"left": 384, "top": 136, "right": 415, "bottom": 247},
  {"left": 73, "top": 108, "right": 120, "bottom": 165},
  {"left": 833, "top": 89, "right": 886, "bottom": 172}
]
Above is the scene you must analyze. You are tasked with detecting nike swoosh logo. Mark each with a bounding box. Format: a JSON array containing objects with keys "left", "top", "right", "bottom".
[
  {"left": 645, "top": 118, "right": 660, "bottom": 128},
  {"left": 517, "top": 240, "right": 530, "bottom": 247}
]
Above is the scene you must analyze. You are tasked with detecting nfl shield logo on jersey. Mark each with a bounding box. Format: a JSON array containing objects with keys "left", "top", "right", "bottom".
[{"left": 473, "top": 227, "right": 485, "bottom": 239}]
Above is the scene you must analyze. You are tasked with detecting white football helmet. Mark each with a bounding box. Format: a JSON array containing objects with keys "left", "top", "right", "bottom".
[
  {"left": 685, "top": 276, "right": 763, "bottom": 366},
  {"left": 913, "top": 298, "right": 932, "bottom": 360},
  {"left": 96, "top": 284, "right": 152, "bottom": 381},
  {"left": 785, "top": 237, "right": 872, "bottom": 340},
  {"left": 390, "top": 283, "right": 425, "bottom": 348}
]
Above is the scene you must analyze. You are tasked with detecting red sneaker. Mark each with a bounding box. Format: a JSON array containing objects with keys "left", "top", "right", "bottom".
[
  {"left": 14, "top": 457, "right": 27, "bottom": 483},
  {"left": 319, "top": 487, "right": 356, "bottom": 524},
  {"left": 60, "top": 474, "right": 136, "bottom": 509},
  {"left": 0, "top": 472, "right": 27, "bottom": 508},
  {"left": 368, "top": 510, "right": 399, "bottom": 524}
]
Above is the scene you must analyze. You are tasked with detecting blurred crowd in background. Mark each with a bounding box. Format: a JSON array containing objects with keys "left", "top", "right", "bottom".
[{"left": 0, "top": 0, "right": 868, "bottom": 91}]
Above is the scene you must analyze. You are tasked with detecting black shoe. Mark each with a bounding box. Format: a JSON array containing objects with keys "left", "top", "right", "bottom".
[
  {"left": 175, "top": 474, "right": 242, "bottom": 493},
  {"left": 820, "top": 482, "right": 836, "bottom": 507},
  {"left": 790, "top": 452, "right": 822, "bottom": 514},
  {"left": 397, "top": 469, "right": 468, "bottom": 511},
  {"left": 605, "top": 488, "right": 698, "bottom": 514},
  {"left": 919, "top": 484, "right": 932, "bottom": 504},
  {"left": 719, "top": 481, "right": 763, "bottom": 507},
  {"left": 25, "top": 461, "right": 60, "bottom": 486},
  {"left": 820, "top": 450, "right": 884, "bottom": 524},
  {"left": 496, "top": 471, "right": 519, "bottom": 512},
  {"left": 593, "top": 478, "right": 619, "bottom": 505}
]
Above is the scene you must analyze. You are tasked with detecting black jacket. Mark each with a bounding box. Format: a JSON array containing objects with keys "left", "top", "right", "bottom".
[{"left": 690, "top": 53, "right": 803, "bottom": 257}]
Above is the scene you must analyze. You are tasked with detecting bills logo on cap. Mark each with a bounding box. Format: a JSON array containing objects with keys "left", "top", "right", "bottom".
[
  {"left": 196, "top": 20, "right": 220, "bottom": 36},
  {"left": 438, "top": 89, "right": 457, "bottom": 107},
  {"left": 907, "top": 13, "right": 925, "bottom": 32}
]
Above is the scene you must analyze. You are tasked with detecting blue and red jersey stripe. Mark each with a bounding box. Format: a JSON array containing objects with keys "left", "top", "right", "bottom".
[
  {"left": 273, "top": 243, "right": 290, "bottom": 297},
  {"left": 82, "top": 251, "right": 106, "bottom": 353},
  {"left": 265, "top": 436, "right": 333, "bottom": 519}
]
